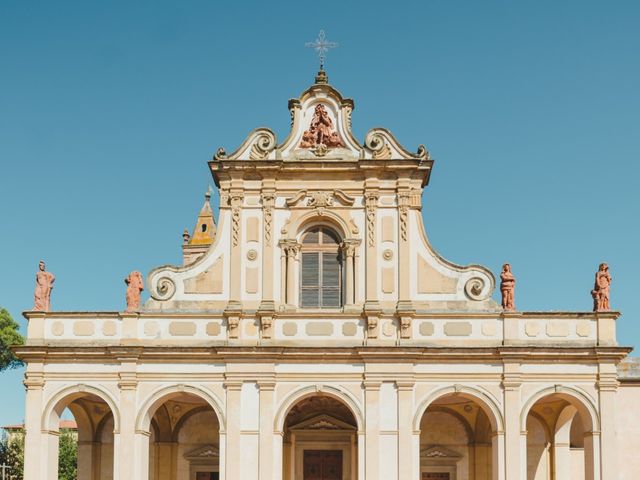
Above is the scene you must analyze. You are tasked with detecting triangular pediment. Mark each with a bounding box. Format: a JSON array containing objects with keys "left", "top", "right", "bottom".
[
  {"left": 184, "top": 444, "right": 220, "bottom": 460},
  {"left": 420, "top": 445, "right": 463, "bottom": 460},
  {"left": 289, "top": 413, "right": 357, "bottom": 431}
]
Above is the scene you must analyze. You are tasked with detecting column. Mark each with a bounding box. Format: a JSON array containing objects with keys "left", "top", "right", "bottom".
[
  {"left": 397, "top": 381, "right": 414, "bottom": 480},
  {"left": 502, "top": 367, "right": 521, "bottom": 480},
  {"left": 224, "top": 381, "right": 243, "bottom": 480},
  {"left": 364, "top": 380, "right": 381, "bottom": 480},
  {"left": 598, "top": 364, "right": 618, "bottom": 480},
  {"left": 258, "top": 381, "right": 276, "bottom": 480},
  {"left": 23, "top": 370, "right": 45, "bottom": 480}
]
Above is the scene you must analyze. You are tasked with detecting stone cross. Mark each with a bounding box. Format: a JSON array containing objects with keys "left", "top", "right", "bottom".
[{"left": 305, "top": 30, "right": 338, "bottom": 70}]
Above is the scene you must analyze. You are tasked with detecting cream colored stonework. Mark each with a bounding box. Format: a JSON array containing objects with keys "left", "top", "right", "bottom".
[{"left": 15, "top": 72, "right": 639, "bottom": 480}]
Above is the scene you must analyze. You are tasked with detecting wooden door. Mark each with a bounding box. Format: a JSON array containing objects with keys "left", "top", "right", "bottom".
[
  {"left": 196, "top": 473, "right": 219, "bottom": 480},
  {"left": 303, "top": 450, "right": 343, "bottom": 480}
]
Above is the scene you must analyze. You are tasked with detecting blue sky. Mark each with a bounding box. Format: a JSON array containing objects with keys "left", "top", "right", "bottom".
[{"left": 0, "top": 0, "right": 638, "bottom": 426}]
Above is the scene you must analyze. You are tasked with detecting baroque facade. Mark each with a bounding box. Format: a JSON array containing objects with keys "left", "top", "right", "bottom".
[{"left": 16, "top": 71, "right": 640, "bottom": 480}]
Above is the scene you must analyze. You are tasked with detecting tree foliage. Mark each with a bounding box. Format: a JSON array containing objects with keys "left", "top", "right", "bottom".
[
  {"left": 0, "top": 430, "right": 24, "bottom": 480},
  {"left": 58, "top": 429, "right": 77, "bottom": 480},
  {"left": 0, "top": 308, "right": 24, "bottom": 371},
  {"left": 0, "top": 427, "right": 77, "bottom": 480}
]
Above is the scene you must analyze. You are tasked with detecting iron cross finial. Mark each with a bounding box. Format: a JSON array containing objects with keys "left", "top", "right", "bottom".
[{"left": 305, "top": 30, "right": 338, "bottom": 71}]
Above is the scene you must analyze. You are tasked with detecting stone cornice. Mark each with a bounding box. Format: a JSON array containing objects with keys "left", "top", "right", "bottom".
[{"left": 13, "top": 345, "right": 632, "bottom": 365}]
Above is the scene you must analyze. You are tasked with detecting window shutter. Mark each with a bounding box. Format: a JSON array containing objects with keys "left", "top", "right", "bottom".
[
  {"left": 301, "top": 252, "right": 320, "bottom": 307},
  {"left": 321, "top": 252, "right": 341, "bottom": 307}
]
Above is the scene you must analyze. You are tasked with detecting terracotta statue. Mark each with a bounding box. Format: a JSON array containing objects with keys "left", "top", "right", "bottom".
[
  {"left": 500, "top": 263, "right": 516, "bottom": 311},
  {"left": 125, "top": 271, "right": 144, "bottom": 312},
  {"left": 33, "top": 260, "right": 55, "bottom": 311},
  {"left": 591, "top": 263, "right": 611, "bottom": 312},
  {"left": 299, "top": 104, "right": 345, "bottom": 148}
]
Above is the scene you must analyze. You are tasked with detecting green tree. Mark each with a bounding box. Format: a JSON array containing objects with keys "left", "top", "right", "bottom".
[
  {"left": 58, "top": 429, "right": 77, "bottom": 480},
  {"left": 0, "top": 430, "right": 24, "bottom": 480},
  {"left": 0, "top": 308, "right": 24, "bottom": 371}
]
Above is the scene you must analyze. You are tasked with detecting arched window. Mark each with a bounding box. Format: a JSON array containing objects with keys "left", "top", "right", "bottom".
[{"left": 300, "top": 226, "right": 343, "bottom": 308}]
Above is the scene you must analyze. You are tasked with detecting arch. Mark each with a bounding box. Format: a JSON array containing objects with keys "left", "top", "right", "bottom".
[
  {"left": 42, "top": 383, "right": 121, "bottom": 433},
  {"left": 413, "top": 385, "right": 504, "bottom": 432},
  {"left": 136, "top": 384, "right": 226, "bottom": 433},
  {"left": 520, "top": 385, "right": 599, "bottom": 432},
  {"left": 423, "top": 405, "right": 475, "bottom": 441},
  {"left": 274, "top": 384, "right": 364, "bottom": 433},
  {"left": 288, "top": 210, "right": 351, "bottom": 242}
]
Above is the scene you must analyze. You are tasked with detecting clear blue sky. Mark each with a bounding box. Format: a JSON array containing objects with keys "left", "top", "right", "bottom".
[{"left": 0, "top": 0, "right": 638, "bottom": 427}]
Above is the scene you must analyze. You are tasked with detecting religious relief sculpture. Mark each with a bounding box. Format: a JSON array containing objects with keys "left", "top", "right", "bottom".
[
  {"left": 125, "top": 271, "right": 144, "bottom": 312},
  {"left": 591, "top": 263, "right": 612, "bottom": 311},
  {"left": 33, "top": 260, "right": 55, "bottom": 311},
  {"left": 299, "top": 104, "right": 345, "bottom": 149},
  {"left": 500, "top": 263, "right": 516, "bottom": 311}
]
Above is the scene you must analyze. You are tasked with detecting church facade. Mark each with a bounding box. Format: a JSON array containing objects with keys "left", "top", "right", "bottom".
[{"left": 16, "top": 71, "right": 640, "bottom": 480}]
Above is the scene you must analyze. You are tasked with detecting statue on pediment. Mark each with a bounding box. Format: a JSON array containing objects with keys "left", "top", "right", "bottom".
[
  {"left": 33, "top": 260, "right": 55, "bottom": 311},
  {"left": 299, "top": 104, "right": 345, "bottom": 148},
  {"left": 591, "top": 263, "right": 611, "bottom": 311},
  {"left": 125, "top": 271, "right": 144, "bottom": 312},
  {"left": 500, "top": 263, "right": 516, "bottom": 311}
]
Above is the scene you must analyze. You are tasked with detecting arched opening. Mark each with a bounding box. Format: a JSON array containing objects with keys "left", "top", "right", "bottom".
[
  {"left": 144, "top": 392, "right": 222, "bottom": 480},
  {"left": 418, "top": 393, "right": 498, "bottom": 480},
  {"left": 523, "top": 392, "right": 597, "bottom": 480},
  {"left": 300, "top": 226, "right": 343, "bottom": 308},
  {"left": 45, "top": 391, "right": 116, "bottom": 480},
  {"left": 282, "top": 394, "right": 358, "bottom": 480}
]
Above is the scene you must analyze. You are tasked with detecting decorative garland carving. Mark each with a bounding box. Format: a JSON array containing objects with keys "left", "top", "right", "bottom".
[
  {"left": 229, "top": 193, "right": 243, "bottom": 247},
  {"left": 261, "top": 193, "right": 275, "bottom": 246},
  {"left": 364, "top": 192, "right": 379, "bottom": 247},
  {"left": 286, "top": 190, "right": 355, "bottom": 208}
]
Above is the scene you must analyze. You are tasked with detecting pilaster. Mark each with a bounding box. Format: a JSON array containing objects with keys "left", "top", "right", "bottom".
[
  {"left": 502, "top": 363, "right": 522, "bottom": 480},
  {"left": 23, "top": 366, "right": 45, "bottom": 480},
  {"left": 117, "top": 357, "right": 141, "bottom": 480},
  {"left": 258, "top": 380, "right": 276, "bottom": 480},
  {"left": 364, "top": 380, "right": 381, "bottom": 480},
  {"left": 396, "top": 381, "right": 415, "bottom": 480},
  {"left": 224, "top": 379, "right": 243, "bottom": 480},
  {"left": 597, "top": 362, "right": 618, "bottom": 480}
]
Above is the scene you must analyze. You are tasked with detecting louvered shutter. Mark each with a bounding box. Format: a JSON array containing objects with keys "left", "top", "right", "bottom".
[
  {"left": 321, "top": 252, "right": 341, "bottom": 307},
  {"left": 301, "top": 252, "right": 320, "bottom": 307}
]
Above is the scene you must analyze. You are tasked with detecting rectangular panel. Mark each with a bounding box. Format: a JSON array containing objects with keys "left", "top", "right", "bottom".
[
  {"left": 240, "top": 382, "right": 259, "bottom": 430},
  {"left": 379, "top": 382, "right": 398, "bottom": 430}
]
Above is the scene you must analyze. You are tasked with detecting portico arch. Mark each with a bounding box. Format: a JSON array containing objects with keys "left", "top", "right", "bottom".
[
  {"left": 136, "top": 384, "right": 226, "bottom": 480},
  {"left": 521, "top": 386, "right": 600, "bottom": 480},
  {"left": 414, "top": 385, "right": 504, "bottom": 480},
  {"left": 42, "top": 384, "right": 120, "bottom": 480},
  {"left": 413, "top": 385, "right": 504, "bottom": 433},
  {"left": 274, "top": 385, "right": 364, "bottom": 480},
  {"left": 274, "top": 384, "right": 364, "bottom": 434},
  {"left": 136, "top": 384, "right": 226, "bottom": 433}
]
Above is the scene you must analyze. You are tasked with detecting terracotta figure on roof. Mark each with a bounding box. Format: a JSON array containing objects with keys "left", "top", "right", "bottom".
[
  {"left": 500, "top": 263, "right": 516, "bottom": 311},
  {"left": 592, "top": 263, "right": 612, "bottom": 312},
  {"left": 33, "top": 260, "right": 55, "bottom": 311},
  {"left": 125, "top": 271, "right": 144, "bottom": 312}
]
